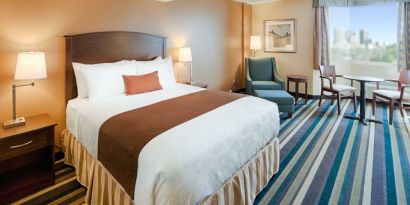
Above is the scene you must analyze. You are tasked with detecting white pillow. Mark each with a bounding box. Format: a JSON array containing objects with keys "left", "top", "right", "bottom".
[
  {"left": 74, "top": 61, "right": 136, "bottom": 100},
  {"left": 73, "top": 63, "right": 90, "bottom": 98},
  {"left": 135, "top": 57, "right": 176, "bottom": 88}
]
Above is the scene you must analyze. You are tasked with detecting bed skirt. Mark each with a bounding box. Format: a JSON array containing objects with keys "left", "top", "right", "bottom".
[{"left": 61, "top": 129, "right": 280, "bottom": 205}]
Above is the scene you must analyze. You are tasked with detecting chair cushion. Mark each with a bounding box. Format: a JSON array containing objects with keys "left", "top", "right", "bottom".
[
  {"left": 252, "top": 81, "right": 281, "bottom": 90},
  {"left": 373, "top": 89, "right": 410, "bottom": 99},
  {"left": 324, "top": 84, "right": 356, "bottom": 92},
  {"left": 253, "top": 90, "right": 295, "bottom": 104},
  {"left": 248, "top": 58, "right": 273, "bottom": 81}
]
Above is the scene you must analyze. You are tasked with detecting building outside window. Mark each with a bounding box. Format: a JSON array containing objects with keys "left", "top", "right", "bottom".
[{"left": 329, "top": 3, "right": 398, "bottom": 65}]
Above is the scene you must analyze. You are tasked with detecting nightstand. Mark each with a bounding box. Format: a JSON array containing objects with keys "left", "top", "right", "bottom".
[
  {"left": 187, "top": 82, "right": 208, "bottom": 89},
  {"left": 0, "top": 114, "right": 56, "bottom": 204}
]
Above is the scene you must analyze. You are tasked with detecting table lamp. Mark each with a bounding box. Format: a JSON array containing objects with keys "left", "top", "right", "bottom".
[
  {"left": 179, "top": 47, "right": 194, "bottom": 84},
  {"left": 250, "top": 35, "right": 262, "bottom": 57},
  {"left": 3, "top": 52, "right": 47, "bottom": 129}
]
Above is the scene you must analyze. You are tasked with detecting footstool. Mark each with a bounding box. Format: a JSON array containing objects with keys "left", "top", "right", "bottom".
[{"left": 253, "top": 90, "right": 295, "bottom": 118}]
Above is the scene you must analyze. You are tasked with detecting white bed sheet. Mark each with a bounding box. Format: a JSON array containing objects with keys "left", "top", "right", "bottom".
[{"left": 66, "top": 83, "right": 280, "bottom": 205}]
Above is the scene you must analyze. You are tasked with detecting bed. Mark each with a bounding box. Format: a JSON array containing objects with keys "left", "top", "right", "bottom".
[{"left": 62, "top": 31, "right": 280, "bottom": 205}]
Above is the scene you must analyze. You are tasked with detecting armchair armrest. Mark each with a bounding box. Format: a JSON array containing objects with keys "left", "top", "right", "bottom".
[
  {"left": 273, "top": 68, "right": 285, "bottom": 90},
  {"left": 320, "top": 76, "right": 333, "bottom": 90}
]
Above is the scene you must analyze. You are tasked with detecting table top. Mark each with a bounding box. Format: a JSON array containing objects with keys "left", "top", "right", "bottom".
[
  {"left": 0, "top": 114, "right": 56, "bottom": 139},
  {"left": 343, "top": 75, "right": 384, "bottom": 82},
  {"left": 288, "top": 75, "right": 308, "bottom": 80}
]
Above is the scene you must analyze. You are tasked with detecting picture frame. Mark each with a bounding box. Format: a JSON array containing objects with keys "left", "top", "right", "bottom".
[{"left": 264, "top": 19, "right": 296, "bottom": 53}]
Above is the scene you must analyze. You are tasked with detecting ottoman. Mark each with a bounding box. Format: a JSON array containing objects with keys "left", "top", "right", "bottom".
[{"left": 253, "top": 90, "right": 295, "bottom": 118}]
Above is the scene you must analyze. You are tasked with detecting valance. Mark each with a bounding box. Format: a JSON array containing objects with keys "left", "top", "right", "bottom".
[{"left": 313, "top": 0, "right": 410, "bottom": 7}]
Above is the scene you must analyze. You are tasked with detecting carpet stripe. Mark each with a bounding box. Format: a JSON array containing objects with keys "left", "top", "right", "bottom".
[
  {"left": 301, "top": 101, "right": 356, "bottom": 204},
  {"left": 279, "top": 100, "right": 325, "bottom": 148},
  {"left": 349, "top": 104, "right": 372, "bottom": 205},
  {"left": 281, "top": 105, "right": 344, "bottom": 204},
  {"left": 392, "top": 109, "right": 410, "bottom": 204},
  {"left": 371, "top": 104, "right": 388, "bottom": 205},
  {"left": 395, "top": 110, "right": 410, "bottom": 203},
  {"left": 319, "top": 102, "right": 361, "bottom": 205},
  {"left": 383, "top": 106, "right": 398, "bottom": 205},
  {"left": 47, "top": 187, "right": 86, "bottom": 205},
  {"left": 389, "top": 123, "right": 407, "bottom": 204},
  {"left": 261, "top": 101, "right": 339, "bottom": 204},
  {"left": 362, "top": 108, "right": 376, "bottom": 205},
  {"left": 11, "top": 177, "right": 78, "bottom": 204},
  {"left": 279, "top": 100, "right": 316, "bottom": 132},
  {"left": 291, "top": 100, "right": 351, "bottom": 204}
]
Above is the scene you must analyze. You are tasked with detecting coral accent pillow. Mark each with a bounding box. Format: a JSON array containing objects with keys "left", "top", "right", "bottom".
[{"left": 123, "top": 71, "right": 163, "bottom": 95}]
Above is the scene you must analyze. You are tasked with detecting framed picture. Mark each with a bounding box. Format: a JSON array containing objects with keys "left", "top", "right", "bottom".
[{"left": 264, "top": 19, "right": 296, "bottom": 53}]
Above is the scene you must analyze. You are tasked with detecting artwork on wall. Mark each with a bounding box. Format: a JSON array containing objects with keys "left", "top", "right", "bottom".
[{"left": 264, "top": 19, "right": 296, "bottom": 53}]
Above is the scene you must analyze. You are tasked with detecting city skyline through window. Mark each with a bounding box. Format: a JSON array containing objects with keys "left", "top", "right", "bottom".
[{"left": 329, "top": 3, "right": 398, "bottom": 64}]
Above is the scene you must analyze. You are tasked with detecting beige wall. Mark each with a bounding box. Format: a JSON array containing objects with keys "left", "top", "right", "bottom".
[
  {"left": 0, "top": 0, "right": 246, "bottom": 144},
  {"left": 252, "top": 0, "right": 314, "bottom": 94}
]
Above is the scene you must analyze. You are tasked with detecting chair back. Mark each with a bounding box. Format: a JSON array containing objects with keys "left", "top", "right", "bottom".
[
  {"left": 319, "top": 65, "right": 337, "bottom": 83},
  {"left": 399, "top": 69, "right": 410, "bottom": 90},
  {"left": 247, "top": 57, "right": 275, "bottom": 81}
]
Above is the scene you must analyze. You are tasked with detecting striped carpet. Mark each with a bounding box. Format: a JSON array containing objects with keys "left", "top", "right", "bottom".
[
  {"left": 11, "top": 100, "right": 410, "bottom": 205},
  {"left": 11, "top": 159, "right": 86, "bottom": 205},
  {"left": 255, "top": 99, "right": 410, "bottom": 205}
]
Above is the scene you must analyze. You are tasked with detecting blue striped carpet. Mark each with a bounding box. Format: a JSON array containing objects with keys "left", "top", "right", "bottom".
[{"left": 254, "top": 99, "right": 410, "bottom": 205}]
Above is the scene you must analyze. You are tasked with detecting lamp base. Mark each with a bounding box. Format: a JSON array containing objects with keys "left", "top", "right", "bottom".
[{"left": 3, "top": 117, "right": 26, "bottom": 129}]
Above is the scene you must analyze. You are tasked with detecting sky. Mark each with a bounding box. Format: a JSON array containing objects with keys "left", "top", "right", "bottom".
[{"left": 329, "top": 3, "right": 398, "bottom": 44}]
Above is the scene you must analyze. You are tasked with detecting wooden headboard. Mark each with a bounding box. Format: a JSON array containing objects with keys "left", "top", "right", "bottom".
[{"left": 65, "top": 31, "right": 167, "bottom": 102}]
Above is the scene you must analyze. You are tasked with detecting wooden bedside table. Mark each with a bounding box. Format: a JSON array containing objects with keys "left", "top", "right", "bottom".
[
  {"left": 0, "top": 114, "right": 57, "bottom": 204},
  {"left": 186, "top": 82, "right": 208, "bottom": 89}
]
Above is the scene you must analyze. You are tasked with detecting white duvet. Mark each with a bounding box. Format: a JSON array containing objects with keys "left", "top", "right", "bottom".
[{"left": 66, "top": 83, "right": 280, "bottom": 205}]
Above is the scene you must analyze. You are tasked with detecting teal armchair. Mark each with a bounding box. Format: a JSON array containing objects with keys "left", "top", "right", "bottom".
[{"left": 246, "top": 57, "right": 285, "bottom": 95}]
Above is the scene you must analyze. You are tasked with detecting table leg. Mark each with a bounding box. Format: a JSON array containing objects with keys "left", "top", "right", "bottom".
[
  {"left": 287, "top": 79, "right": 290, "bottom": 93},
  {"left": 295, "top": 82, "right": 299, "bottom": 105},
  {"left": 344, "top": 80, "right": 384, "bottom": 125},
  {"left": 305, "top": 82, "right": 308, "bottom": 105},
  {"left": 359, "top": 81, "right": 366, "bottom": 123}
]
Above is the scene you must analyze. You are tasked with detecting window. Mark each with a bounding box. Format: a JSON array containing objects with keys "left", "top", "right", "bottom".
[{"left": 329, "top": 3, "right": 398, "bottom": 64}]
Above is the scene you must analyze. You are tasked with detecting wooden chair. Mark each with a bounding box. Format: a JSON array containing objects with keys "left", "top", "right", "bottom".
[
  {"left": 319, "top": 65, "right": 357, "bottom": 115},
  {"left": 372, "top": 69, "right": 410, "bottom": 125}
]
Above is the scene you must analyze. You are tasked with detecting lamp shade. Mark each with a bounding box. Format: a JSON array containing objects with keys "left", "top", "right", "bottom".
[
  {"left": 14, "top": 52, "right": 47, "bottom": 80},
  {"left": 250, "top": 35, "right": 262, "bottom": 50},
  {"left": 179, "top": 47, "right": 192, "bottom": 62}
]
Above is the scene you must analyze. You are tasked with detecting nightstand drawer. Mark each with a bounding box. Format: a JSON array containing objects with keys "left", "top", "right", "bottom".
[{"left": 0, "top": 129, "right": 51, "bottom": 161}]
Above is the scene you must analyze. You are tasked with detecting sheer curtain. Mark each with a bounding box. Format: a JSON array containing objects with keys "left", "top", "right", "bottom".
[
  {"left": 398, "top": 2, "right": 410, "bottom": 71},
  {"left": 313, "top": 6, "right": 330, "bottom": 69}
]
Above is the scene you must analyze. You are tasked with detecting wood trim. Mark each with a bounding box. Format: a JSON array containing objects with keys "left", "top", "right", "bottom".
[{"left": 65, "top": 31, "right": 167, "bottom": 102}]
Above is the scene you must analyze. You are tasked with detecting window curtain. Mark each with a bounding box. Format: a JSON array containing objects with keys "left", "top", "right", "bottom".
[
  {"left": 398, "top": 2, "right": 410, "bottom": 70},
  {"left": 313, "top": 0, "right": 410, "bottom": 7},
  {"left": 313, "top": 6, "right": 330, "bottom": 69}
]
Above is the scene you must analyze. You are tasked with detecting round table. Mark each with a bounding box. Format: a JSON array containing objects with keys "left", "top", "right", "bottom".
[
  {"left": 287, "top": 75, "right": 308, "bottom": 105},
  {"left": 343, "top": 75, "right": 385, "bottom": 125}
]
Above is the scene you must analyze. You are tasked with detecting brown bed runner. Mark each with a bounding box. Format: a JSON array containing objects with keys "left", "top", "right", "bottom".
[{"left": 98, "top": 90, "right": 245, "bottom": 198}]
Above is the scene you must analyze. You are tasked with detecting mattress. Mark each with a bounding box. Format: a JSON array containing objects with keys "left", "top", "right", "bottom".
[{"left": 66, "top": 83, "right": 280, "bottom": 205}]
